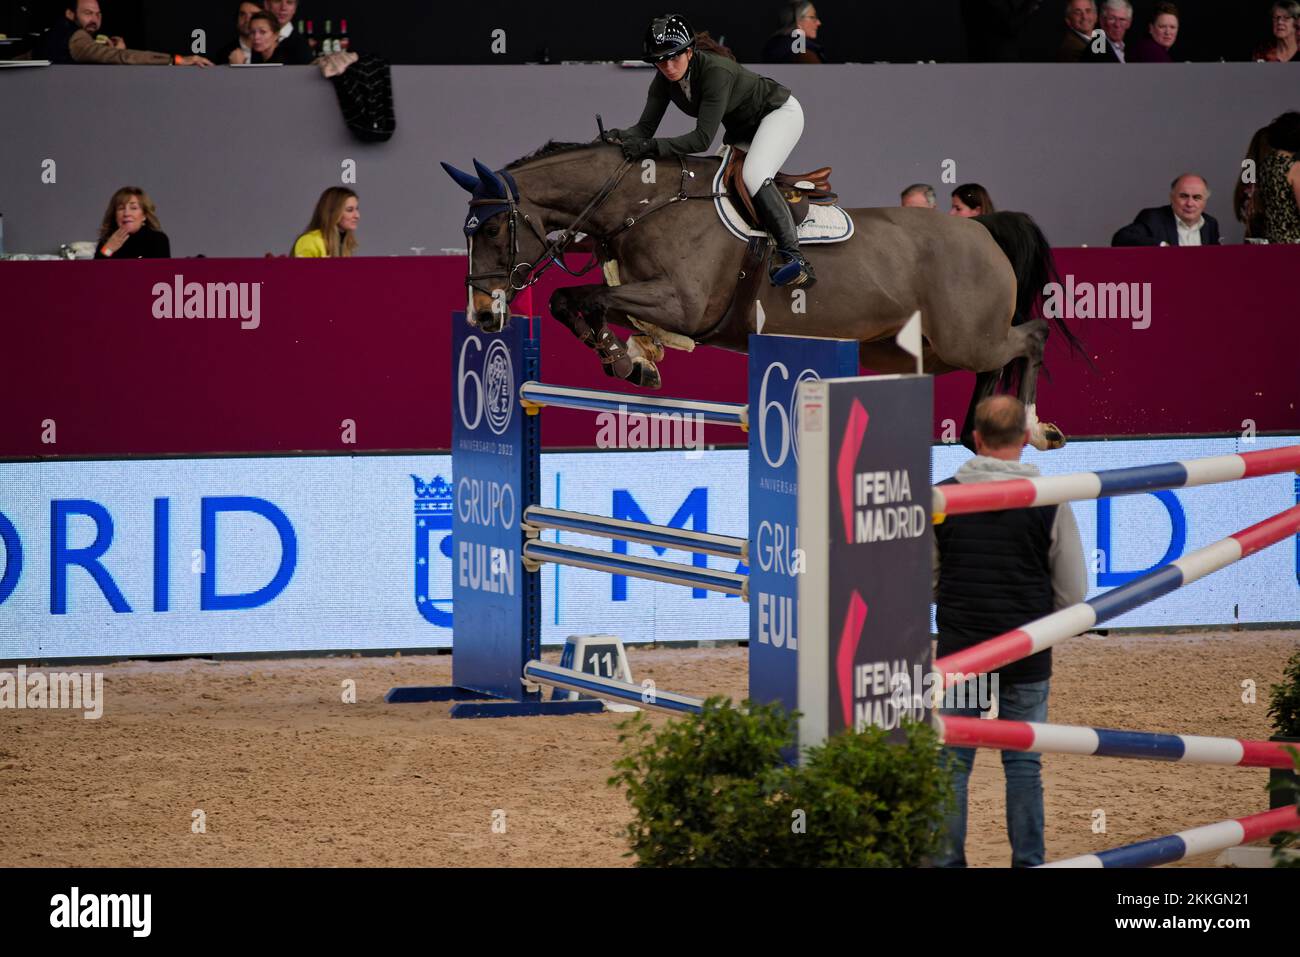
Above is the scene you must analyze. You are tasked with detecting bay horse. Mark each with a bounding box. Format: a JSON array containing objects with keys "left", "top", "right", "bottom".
[{"left": 442, "top": 141, "right": 1084, "bottom": 450}]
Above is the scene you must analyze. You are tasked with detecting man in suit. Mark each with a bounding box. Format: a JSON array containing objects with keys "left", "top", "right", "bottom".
[
  {"left": 1112, "top": 174, "right": 1222, "bottom": 246},
  {"left": 1083, "top": 0, "right": 1131, "bottom": 61},
  {"left": 1057, "top": 0, "right": 1098, "bottom": 62}
]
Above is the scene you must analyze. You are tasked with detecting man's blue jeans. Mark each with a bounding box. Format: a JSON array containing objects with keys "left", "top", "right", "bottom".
[{"left": 935, "top": 678, "right": 1050, "bottom": 868}]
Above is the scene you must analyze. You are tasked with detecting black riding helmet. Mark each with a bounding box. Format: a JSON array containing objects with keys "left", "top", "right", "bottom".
[{"left": 642, "top": 13, "right": 695, "bottom": 62}]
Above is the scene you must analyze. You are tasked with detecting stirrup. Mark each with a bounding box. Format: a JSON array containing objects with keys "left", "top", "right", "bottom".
[{"left": 769, "top": 250, "right": 815, "bottom": 288}]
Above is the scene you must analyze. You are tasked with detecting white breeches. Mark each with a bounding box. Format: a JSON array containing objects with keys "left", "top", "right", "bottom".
[{"left": 740, "top": 95, "right": 804, "bottom": 196}]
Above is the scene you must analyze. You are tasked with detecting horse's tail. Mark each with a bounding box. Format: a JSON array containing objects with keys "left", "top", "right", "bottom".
[{"left": 973, "top": 210, "right": 1088, "bottom": 391}]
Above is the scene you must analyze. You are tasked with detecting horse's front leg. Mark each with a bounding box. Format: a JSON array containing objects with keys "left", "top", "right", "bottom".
[
  {"left": 550, "top": 280, "right": 685, "bottom": 389},
  {"left": 549, "top": 284, "right": 639, "bottom": 382}
]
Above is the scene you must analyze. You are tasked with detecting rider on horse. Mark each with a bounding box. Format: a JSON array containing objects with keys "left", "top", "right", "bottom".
[{"left": 609, "top": 13, "right": 817, "bottom": 288}]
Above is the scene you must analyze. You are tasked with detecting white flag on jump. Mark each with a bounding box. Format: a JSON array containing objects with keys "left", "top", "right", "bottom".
[{"left": 895, "top": 310, "right": 923, "bottom": 375}]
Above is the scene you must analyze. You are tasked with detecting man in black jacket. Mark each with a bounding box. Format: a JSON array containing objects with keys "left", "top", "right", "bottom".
[
  {"left": 1112, "top": 174, "right": 1221, "bottom": 246},
  {"left": 933, "top": 395, "right": 1086, "bottom": 867},
  {"left": 263, "top": 0, "right": 313, "bottom": 64},
  {"left": 214, "top": 1, "right": 263, "bottom": 65}
]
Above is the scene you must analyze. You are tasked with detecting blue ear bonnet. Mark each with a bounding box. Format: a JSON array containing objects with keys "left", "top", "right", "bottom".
[{"left": 440, "top": 161, "right": 521, "bottom": 237}]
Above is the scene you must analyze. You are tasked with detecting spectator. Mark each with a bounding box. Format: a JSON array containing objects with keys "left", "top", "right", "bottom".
[
  {"left": 1057, "top": 0, "right": 1098, "bottom": 62},
  {"left": 42, "top": 0, "right": 212, "bottom": 65},
  {"left": 1111, "top": 174, "right": 1220, "bottom": 246},
  {"left": 232, "top": 11, "right": 289, "bottom": 63},
  {"left": 949, "top": 183, "right": 995, "bottom": 216},
  {"left": 932, "top": 395, "right": 1086, "bottom": 868},
  {"left": 762, "top": 2, "right": 826, "bottom": 64},
  {"left": 94, "top": 187, "right": 171, "bottom": 259},
  {"left": 216, "top": 1, "right": 263, "bottom": 65},
  {"left": 1260, "top": 111, "right": 1300, "bottom": 244},
  {"left": 292, "top": 187, "right": 360, "bottom": 257},
  {"left": 1084, "top": 0, "right": 1131, "bottom": 61},
  {"left": 264, "top": 0, "right": 313, "bottom": 64},
  {"left": 901, "top": 184, "right": 937, "bottom": 208},
  {"left": 1127, "top": 1, "right": 1179, "bottom": 62},
  {"left": 1254, "top": 1, "right": 1299, "bottom": 62},
  {"left": 1234, "top": 124, "right": 1273, "bottom": 240}
]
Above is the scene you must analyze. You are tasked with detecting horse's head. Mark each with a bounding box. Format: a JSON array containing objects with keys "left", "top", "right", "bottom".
[{"left": 442, "top": 159, "right": 548, "bottom": 333}]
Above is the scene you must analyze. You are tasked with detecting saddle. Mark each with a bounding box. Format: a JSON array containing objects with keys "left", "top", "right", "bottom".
[{"left": 722, "top": 146, "right": 838, "bottom": 231}]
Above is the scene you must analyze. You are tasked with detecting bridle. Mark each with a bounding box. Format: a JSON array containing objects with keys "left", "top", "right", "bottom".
[{"left": 464, "top": 153, "right": 718, "bottom": 306}]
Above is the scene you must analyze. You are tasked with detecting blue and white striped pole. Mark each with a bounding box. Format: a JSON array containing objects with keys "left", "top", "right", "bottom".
[{"left": 523, "top": 660, "right": 705, "bottom": 716}]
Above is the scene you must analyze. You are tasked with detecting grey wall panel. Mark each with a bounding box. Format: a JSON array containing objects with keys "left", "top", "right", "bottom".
[{"left": 0, "top": 63, "right": 1292, "bottom": 258}]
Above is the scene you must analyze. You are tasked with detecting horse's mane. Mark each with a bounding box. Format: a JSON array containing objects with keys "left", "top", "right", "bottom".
[{"left": 505, "top": 140, "right": 601, "bottom": 169}]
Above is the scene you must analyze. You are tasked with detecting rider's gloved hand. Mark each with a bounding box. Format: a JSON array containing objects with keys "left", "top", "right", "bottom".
[
  {"left": 620, "top": 137, "right": 658, "bottom": 161},
  {"left": 600, "top": 129, "right": 624, "bottom": 145}
]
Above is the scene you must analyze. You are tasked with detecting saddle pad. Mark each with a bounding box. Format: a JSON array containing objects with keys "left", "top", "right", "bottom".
[{"left": 710, "top": 147, "right": 854, "bottom": 245}]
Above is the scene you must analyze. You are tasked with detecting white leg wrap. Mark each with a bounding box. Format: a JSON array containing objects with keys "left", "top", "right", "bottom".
[{"left": 1026, "top": 402, "right": 1050, "bottom": 451}]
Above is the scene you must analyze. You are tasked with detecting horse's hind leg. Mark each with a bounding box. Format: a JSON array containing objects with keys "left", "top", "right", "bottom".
[
  {"left": 960, "top": 370, "right": 1001, "bottom": 453},
  {"left": 1011, "top": 319, "right": 1066, "bottom": 450}
]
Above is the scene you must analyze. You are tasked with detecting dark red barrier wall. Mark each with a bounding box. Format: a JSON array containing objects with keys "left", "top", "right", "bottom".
[{"left": 2, "top": 246, "right": 1296, "bottom": 458}]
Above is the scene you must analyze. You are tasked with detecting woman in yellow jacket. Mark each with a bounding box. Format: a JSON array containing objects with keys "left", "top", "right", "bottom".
[{"left": 292, "top": 187, "right": 360, "bottom": 257}]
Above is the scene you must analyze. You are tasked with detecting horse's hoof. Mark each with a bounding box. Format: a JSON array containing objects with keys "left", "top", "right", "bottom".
[
  {"left": 630, "top": 358, "right": 662, "bottom": 390},
  {"left": 1042, "top": 423, "right": 1067, "bottom": 449}
]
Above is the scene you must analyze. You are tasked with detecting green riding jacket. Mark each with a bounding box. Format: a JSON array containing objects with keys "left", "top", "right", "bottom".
[{"left": 618, "top": 50, "right": 791, "bottom": 158}]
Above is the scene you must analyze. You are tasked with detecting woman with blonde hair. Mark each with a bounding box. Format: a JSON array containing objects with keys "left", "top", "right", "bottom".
[
  {"left": 95, "top": 186, "right": 170, "bottom": 258},
  {"left": 292, "top": 187, "right": 360, "bottom": 257}
]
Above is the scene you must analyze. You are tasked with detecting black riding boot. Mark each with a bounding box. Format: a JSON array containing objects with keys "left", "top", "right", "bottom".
[{"left": 752, "top": 178, "right": 816, "bottom": 288}]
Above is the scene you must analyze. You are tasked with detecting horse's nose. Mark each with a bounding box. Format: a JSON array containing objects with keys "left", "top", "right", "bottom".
[
  {"left": 473, "top": 290, "right": 511, "bottom": 316},
  {"left": 474, "top": 309, "right": 504, "bottom": 333}
]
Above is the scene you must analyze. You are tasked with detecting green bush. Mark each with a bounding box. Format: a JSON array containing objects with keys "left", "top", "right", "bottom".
[
  {"left": 1270, "top": 747, "right": 1300, "bottom": 868},
  {"left": 1266, "top": 651, "right": 1300, "bottom": 866},
  {"left": 1267, "top": 649, "right": 1300, "bottom": 738},
  {"left": 609, "top": 698, "right": 951, "bottom": 867}
]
